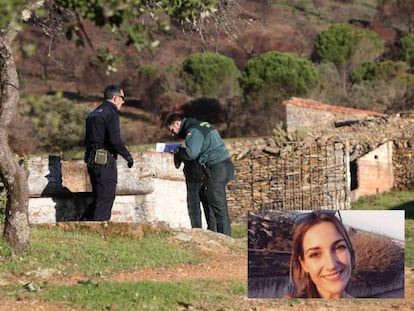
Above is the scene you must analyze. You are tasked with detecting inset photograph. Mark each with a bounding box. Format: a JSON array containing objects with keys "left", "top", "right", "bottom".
[{"left": 248, "top": 210, "right": 404, "bottom": 299}]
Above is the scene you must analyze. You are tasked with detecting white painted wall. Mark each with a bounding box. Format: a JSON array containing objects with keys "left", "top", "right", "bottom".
[{"left": 146, "top": 178, "right": 207, "bottom": 229}]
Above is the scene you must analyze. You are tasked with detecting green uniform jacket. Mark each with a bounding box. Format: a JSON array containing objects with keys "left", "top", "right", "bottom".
[{"left": 176, "top": 118, "right": 230, "bottom": 166}]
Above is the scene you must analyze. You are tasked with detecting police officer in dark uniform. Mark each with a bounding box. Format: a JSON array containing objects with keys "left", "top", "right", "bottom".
[{"left": 83, "top": 85, "right": 134, "bottom": 221}]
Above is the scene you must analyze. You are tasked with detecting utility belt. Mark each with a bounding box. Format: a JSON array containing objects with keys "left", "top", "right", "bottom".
[
  {"left": 204, "top": 158, "right": 231, "bottom": 169},
  {"left": 86, "top": 144, "right": 113, "bottom": 166},
  {"left": 200, "top": 158, "right": 230, "bottom": 178}
]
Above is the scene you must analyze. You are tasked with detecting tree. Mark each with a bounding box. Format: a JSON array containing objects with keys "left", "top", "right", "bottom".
[
  {"left": 19, "top": 94, "right": 90, "bottom": 153},
  {"left": 0, "top": 0, "right": 44, "bottom": 254},
  {"left": 348, "top": 60, "right": 413, "bottom": 113},
  {"left": 309, "top": 62, "right": 348, "bottom": 107},
  {"left": 313, "top": 23, "right": 384, "bottom": 88},
  {"left": 350, "top": 60, "right": 410, "bottom": 84},
  {"left": 0, "top": 0, "right": 234, "bottom": 253},
  {"left": 240, "top": 51, "right": 319, "bottom": 103},
  {"left": 54, "top": 0, "right": 235, "bottom": 52},
  {"left": 239, "top": 51, "right": 319, "bottom": 135},
  {"left": 180, "top": 52, "right": 241, "bottom": 98},
  {"left": 400, "top": 33, "right": 414, "bottom": 68}
]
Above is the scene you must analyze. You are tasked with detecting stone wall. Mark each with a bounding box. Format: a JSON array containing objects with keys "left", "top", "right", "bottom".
[
  {"left": 393, "top": 138, "right": 414, "bottom": 190},
  {"left": 27, "top": 152, "right": 194, "bottom": 228},
  {"left": 26, "top": 136, "right": 414, "bottom": 226},
  {"left": 27, "top": 154, "right": 155, "bottom": 197},
  {"left": 26, "top": 139, "right": 350, "bottom": 225},
  {"left": 227, "top": 139, "right": 351, "bottom": 222}
]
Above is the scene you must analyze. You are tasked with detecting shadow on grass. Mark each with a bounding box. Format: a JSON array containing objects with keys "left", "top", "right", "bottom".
[{"left": 391, "top": 201, "right": 414, "bottom": 219}]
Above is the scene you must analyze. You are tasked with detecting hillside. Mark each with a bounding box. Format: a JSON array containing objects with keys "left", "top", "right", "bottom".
[
  {"left": 17, "top": 1, "right": 383, "bottom": 95},
  {"left": 12, "top": 0, "right": 412, "bottom": 148}
]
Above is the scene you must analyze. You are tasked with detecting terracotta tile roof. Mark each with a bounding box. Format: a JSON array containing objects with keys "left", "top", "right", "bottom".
[{"left": 282, "top": 97, "right": 387, "bottom": 117}]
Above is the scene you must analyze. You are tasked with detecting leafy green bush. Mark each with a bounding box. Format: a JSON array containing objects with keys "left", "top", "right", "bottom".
[
  {"left": 349, "top": 62, "right": 377, "bottom": 84},
  {"left": 19, "top": 93, "right": 89, "bottom": 153},
  {"left": 400, "top": 33, "right": 414, "bottom": 68},
  {"left": 348, "top": 61, "right": 414, "bottom": 112},
  {"left": 138, "top": 64, "right": 158, "bottom": 79},
  {"left": 314, "top": 23, "right": 384, "bottom": 66},
  {"left": 310, "top": 62, "right": 348, "bottom": 105},
  {"left": 350, "top": 60, "right": 410, "bottom": 84},
  {"left": 0, "top": 0, "right": 27, "bottom": 29},
  {"left": 180, "top": 52, "right": 241, "bottom": 98},
  {"left": 239, "top": 51, "right": 319, "bottom": 103}
]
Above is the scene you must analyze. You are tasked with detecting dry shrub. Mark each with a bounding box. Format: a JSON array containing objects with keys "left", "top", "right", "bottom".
[
  {"left": 351, "top": 231, "right": 403, "bottom": 272},
  {"left": 9, "top": 111, "right": 39, "bottom": 155}
]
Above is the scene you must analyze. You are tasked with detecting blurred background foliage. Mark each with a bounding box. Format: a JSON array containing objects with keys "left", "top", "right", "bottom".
[
  {"left": 3, "top": 0, "right": 414, "bottom": 155},
  {"left": 11, "top": 93, "right": 89, "bottom": 156}
]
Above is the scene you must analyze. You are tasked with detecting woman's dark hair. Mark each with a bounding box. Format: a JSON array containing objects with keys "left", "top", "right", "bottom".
[{"left": 289, "top": 211, "right": 355, "bottom": 298}]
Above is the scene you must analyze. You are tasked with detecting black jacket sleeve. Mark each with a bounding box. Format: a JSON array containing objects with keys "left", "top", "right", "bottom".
[{"left": 106, "top": 110, "right": 132, "bottom": 162}]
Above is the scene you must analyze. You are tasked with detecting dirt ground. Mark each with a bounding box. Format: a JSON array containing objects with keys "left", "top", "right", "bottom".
[{"left": 0, "top": 229, "right": 413, "bottom": 311}]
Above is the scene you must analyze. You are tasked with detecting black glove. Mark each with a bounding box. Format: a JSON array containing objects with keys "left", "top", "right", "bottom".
[
  {"left": 127, "top": 157, "right": 134, "bottom": 168},
  {"left": 173, "top": 152, "right": 182, "bottom": 169}
]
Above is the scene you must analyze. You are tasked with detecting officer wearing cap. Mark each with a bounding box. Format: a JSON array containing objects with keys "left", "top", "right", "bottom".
[{"left": 83, "top": 84, "right": 134, "bottom": 221}]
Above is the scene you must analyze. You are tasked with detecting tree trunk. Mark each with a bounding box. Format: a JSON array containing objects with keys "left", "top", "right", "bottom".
[{"left": 0, "top": 18, "right": 30, "bottom": 253}]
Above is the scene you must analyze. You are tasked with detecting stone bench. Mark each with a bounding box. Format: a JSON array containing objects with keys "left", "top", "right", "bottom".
[{"left": 27, "top": 152, "right": 204, "bottom": 229}]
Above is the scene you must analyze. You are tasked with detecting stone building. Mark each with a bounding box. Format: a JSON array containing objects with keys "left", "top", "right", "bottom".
[
  {"left": 281, "top": 98, "right": 407, "bottom": 201},
  {"left": 226, "top": 97, "right": 414, "bottom": 216},
  {"left": 282, "top": 97, "right": 386, "bottom": 134}
]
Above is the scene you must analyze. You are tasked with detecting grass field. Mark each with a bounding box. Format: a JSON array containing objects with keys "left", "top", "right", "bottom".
[
  {"left": 0, "top": 191, "right": 412, "bottom": 310},
  {"left": 0, "top": 223, "right": 248, "bottom": 310}
]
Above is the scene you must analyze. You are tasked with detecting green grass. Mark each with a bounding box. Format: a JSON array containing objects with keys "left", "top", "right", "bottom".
[
  {"left": 352, "top": 190, "right": 414, "bottom": 215},
  {"left": 231, "top": 222, "right": 247, "bottom": 239},
  {"left": 1, "top": 191, "right": 412, "bottom": 309},
  {"left": 0, "top": 227, "right": 198, "bottom": 276},
  {"left": 352, "top": 190, "right": 414, "bottom": 268},
  {"left": 15, "top": 280, "right": 245, "bottom": 311},
  {"left": 0, "top": 224, "right": 247, "bottom": 310}
]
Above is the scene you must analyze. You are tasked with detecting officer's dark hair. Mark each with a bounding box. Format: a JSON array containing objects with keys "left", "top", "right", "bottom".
[
  {"left": 104, "top": 85, "right": 123, "bottom": 100},
  {"left": 165, "top": 113, "right": 183, "bottom": 127}
]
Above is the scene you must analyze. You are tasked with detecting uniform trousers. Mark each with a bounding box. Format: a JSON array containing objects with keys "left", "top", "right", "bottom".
[
  {"left": 186, "top": 182, "right": 210, "bottom": 228},
  {"left": 204, "top": 158, "right": 234, "bottom": 236},
  {"left": 86, "top": 157, "right": 117, "bottom": 221}
]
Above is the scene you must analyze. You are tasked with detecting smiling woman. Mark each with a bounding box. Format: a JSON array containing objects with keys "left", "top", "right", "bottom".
[
  {"left": 247, "top": 210, "right": 405, "bottom": 299},
  {"left": 289, "top": 211, "right": 355, "bottom": 298}
]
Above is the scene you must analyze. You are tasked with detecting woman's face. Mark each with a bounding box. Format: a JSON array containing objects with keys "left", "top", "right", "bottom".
[{"left": 299, "top": 221, "right": 352, "bottom": 298}]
